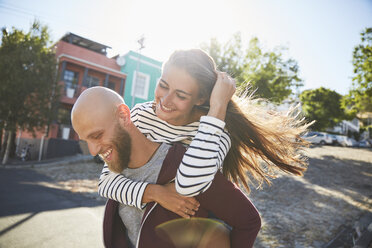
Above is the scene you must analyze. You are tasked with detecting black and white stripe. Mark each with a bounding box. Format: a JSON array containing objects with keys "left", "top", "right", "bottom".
[{"left": 98, "top": 102, "right": 231, "bottom": 209}]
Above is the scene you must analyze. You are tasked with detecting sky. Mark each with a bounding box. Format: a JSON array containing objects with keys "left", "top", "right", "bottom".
[{"left": 0, "top": 0, "right": 371, "bottom": 95}]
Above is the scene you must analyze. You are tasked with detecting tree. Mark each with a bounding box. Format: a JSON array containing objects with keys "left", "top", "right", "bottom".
[
  {"left": 200, "top": 33, "right": 302, "bottom": 103},
  {"left": 0, "top": 21, "right": 58, "bottom": 164},
  {"left": 300, "top": 87, "right": 345, "bottom": 131},
  {"left": 343, "top": 27, "right": 372, "bottom": 114}
]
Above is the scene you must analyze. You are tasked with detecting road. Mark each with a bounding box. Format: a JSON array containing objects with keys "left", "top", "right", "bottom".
[
  {"left": 1, "top": 145, "right": 371, "bottom": 248},
  {"left": 0, "top": 167, "right": 105, "bottom": 248}
]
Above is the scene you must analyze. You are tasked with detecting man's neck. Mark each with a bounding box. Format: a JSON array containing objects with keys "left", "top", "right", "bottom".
[{"left": 126, "top": 122, "right": 160, "bottom": 169}]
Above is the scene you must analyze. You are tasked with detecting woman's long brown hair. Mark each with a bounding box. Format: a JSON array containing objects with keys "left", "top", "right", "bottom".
[{"left": 164, "top": 49, "right": 311, "bottom": 192}]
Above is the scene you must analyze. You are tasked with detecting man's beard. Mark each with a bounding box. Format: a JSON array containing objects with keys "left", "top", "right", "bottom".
[{"left": 107, "top": 123, "right": 131, "bottom": 173}]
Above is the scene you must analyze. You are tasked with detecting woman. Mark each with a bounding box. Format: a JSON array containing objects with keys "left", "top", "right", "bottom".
[{"left": 98, "top": 49, "right": 310, "bottom": 215}]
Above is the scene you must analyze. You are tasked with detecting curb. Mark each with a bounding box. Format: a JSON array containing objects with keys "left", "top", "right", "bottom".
[
  {"left": 325, "top": 213, "right": 372, "bottom": 248},
  {"left": 353, "top": 222, "right": 372, "bottom": 248},
  {"left": 0, "top": 155, "right": 94, "bottom": 169}
]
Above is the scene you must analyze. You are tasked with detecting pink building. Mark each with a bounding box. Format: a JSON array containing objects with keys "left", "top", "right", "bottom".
[{"left": 17, "top": 33, "right": 126, "bottom": 160}]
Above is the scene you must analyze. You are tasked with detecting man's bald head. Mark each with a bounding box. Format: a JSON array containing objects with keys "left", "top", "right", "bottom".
[
  {"left": 71, "top": 86, "right": 130, "bottom": 142},
  {"left": 72, "top": 86, "right": 124, "bottom": 123}
]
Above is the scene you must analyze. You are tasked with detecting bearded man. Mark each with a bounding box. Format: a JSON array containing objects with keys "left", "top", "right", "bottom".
[{"left": 71, "top": 87, "right": 260, "bottom": 248}]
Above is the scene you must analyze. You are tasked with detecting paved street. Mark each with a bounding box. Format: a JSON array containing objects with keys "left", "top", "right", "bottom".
[
  {"left": 0, "top": 167, "right": 105, "bottom": 248},
  {"left": 0, "top": 145, "right": 371, "bottom": 248}
]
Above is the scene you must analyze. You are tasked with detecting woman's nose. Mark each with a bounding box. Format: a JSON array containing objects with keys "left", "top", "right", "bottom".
[{"left": 162, "top": 92, "right": 174, "bottom": 106}]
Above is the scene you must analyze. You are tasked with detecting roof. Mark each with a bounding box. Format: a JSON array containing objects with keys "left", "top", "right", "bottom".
[{"left": 60, "top": 32, "right": 111, "bottom": 55}]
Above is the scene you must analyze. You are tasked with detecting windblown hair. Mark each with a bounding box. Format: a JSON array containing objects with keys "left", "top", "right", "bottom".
[{"left": 164, "top": 49, "right": 312, "bottom": 192}]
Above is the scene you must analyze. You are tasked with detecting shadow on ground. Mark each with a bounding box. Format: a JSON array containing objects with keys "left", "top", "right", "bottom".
[
  {"left": 250, "top": 150, "right": 372, "bottom": 248},
  {"left": 0, "top": 167, "right": 104, "bottom": 218}
]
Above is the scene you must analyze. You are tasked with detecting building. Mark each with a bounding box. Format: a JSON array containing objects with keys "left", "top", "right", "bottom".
[
  {"left": 118, "top": 50, "right": 162, "bottom": 108},
  {"left": 16, "top": 33, "right": 127, "bottom": 160},
  {"left": 329, "top": 119, "right": 360, "bottom": 135}
]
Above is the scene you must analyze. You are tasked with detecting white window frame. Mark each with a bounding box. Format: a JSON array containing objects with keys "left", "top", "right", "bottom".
[{"left": 131, "top": 71, "right": 150, "bottom": 100}]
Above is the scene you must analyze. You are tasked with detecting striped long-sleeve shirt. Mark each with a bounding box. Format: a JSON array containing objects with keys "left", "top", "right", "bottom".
[{"left": 98, "top": 101, "right": 231, "bottom": 209}]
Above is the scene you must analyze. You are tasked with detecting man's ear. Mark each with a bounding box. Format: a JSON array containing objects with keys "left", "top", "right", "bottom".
[{"left": 117, "top": 104, "right": 131, "bottom": 126}]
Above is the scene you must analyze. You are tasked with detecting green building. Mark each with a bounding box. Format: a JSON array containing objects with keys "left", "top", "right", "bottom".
[{"left": 118, "top": 50, "right": 162, "bottom": 109}]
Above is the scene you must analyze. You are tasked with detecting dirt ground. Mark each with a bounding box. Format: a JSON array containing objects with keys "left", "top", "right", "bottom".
[{"left": 33, "top": 145, "right": 372, "bottom": 248}]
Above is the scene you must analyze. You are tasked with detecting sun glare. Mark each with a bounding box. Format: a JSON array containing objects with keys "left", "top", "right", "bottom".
[{"left": 118, "top": 0, "right": 240, "bottom": 61}]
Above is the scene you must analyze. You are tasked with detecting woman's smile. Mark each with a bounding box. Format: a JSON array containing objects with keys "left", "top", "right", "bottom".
[{"left": 158, "top": 100, "right": 175, "bottom": 113}]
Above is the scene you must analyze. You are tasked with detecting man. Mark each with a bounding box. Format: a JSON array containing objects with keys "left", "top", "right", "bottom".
[{"left": 71, "top": 87, "right": 261, "bottom": 248}]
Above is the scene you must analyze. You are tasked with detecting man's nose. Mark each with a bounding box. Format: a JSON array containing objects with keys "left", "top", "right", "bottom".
[{"left": 87, "top": 142, "right": 101, "bottom": 156}]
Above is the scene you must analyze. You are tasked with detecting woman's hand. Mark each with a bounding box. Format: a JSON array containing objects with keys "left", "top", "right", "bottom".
[
  {"left": 208, "top": 71, "right": 236, "bottom": 121},
  {"left": 142, "top": 183, "right": 200, "bottom": 218}
]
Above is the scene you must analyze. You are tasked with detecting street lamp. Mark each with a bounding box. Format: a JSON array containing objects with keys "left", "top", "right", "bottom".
[{"left": 131, "top": 35, "right": 145, "bottom": 108}]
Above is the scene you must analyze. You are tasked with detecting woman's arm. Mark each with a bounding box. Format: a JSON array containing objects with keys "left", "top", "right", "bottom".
[
  {"left": 97, "top": 103, "right": 150, "bottom": 208},
  {"left": 98, "top": 164, "right": 148, "bottom": 209},
  {"left": 175, "top": 72, "right": 235, "bottom": 196},
  {"left": 175, "top": 116, "right": 231, "bottom": 196},
  {"left": 98, "top": 102, "right": 199, "bottom": 213},
  {"left": 98, "top": 163, "right": 199, "bottom": 214}
]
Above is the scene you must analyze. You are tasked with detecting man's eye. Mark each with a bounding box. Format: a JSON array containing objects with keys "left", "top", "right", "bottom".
[{"left": 93, "top": 134, "right": 102, "bottom": 139}]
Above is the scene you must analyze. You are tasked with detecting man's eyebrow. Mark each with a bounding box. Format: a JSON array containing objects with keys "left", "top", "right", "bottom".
[
  {"left": 160, "top": 78, "right": 192, "bottom": 96},
  {"left": 87, "top": 130, "right": 103, "bottom": 139}
]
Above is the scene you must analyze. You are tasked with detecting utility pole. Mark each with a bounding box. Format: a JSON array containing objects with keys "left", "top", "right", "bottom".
[{"left": 131, "top": 35, "right": 145, "bottom": 108}]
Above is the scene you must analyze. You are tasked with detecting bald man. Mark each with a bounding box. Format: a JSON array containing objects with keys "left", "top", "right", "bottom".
[{"left": 71, "top": 87, "right": 260, "bottom": 248}]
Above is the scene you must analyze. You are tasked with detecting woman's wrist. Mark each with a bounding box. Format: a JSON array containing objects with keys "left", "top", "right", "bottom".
[
  {"left": 207, "top": 103, "right": 228, "bottom": 121},
  {"left": 142, "top": 184, "right": 159, "bottom": 203}
]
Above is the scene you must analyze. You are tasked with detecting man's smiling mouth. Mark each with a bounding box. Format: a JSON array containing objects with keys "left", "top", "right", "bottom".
[{"left": 100, "top": 148, "right": 113, "bottom": 160}]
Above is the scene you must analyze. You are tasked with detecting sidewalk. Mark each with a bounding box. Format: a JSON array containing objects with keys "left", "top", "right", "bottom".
[{"left": 0, "top": 154, "right": 94, "bottom": 169}]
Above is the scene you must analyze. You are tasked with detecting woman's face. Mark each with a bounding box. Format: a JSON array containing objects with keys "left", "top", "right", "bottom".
[{"left": 154, "top": 65, "right": 205, "bottom": 126}]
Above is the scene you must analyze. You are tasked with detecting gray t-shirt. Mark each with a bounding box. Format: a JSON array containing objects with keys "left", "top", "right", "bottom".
[{"left": 118, "top": 143, "right": 171, "bottom": 247}]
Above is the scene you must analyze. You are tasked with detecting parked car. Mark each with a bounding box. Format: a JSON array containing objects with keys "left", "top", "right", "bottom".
[
  {"left": 334, "top": 135, "right": 349, "bottom": 146},
  {"left": 349, "top": 138, "right": 359, "bottom": 147},
  {"left": 358, "top": 140, "right": 371, "bottom": 148},
  {"left": 303, "top": 132, "right": 333, "bottom": 145},
  {"left": 334, "top": 135, "right": 359, "bottom": 147},
  {"left": 327, "top": 134, "right": 340, "bottom": 146}
]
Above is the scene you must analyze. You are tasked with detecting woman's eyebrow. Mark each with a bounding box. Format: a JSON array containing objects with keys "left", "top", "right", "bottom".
[
  {"left": 160, "top": 78, "right": 169, "bottom": 85},
  {"left": 160, "top": 79, "right": 192, "bottom": 96}
]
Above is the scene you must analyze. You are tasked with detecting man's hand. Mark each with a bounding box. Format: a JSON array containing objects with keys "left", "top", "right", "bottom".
[
  {"left": 208, "top": 71, "right": 236, "bottom": 121},
  {"left": 143, "top": 183, "right": 200, "bottom": 218}
]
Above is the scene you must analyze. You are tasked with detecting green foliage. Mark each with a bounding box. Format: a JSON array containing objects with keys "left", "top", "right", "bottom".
[
  {"left": 342, "top": 27, "right": 372, "bottom": 114},
  {"left": 200, "top": 33, "right": 302, "bottom": 103},
  {"left": 0, "top": 21, "right": 58, "bottom": 134},
  {"left": 300, "top": 87, "right": 345, "bottom": 131}
]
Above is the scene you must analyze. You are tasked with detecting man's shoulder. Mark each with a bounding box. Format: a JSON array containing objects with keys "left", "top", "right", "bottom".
[{"left": 160, "top": 143, "right": 186, "bottom": 154}]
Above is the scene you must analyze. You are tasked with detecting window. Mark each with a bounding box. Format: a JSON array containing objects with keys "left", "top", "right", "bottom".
[
  {"left": 107, "top": 82, "right": 116, "bottom": 90},
  {"left": 57, "top": 108, "right": 71, "bottom": 125},
  {"left": 131, "top": 71, "right": 150, "bottom": 99},
  {"left": 63, "top": 70, "right": 79, "bottom": 88},
  {"left": 83, "top": 75, "right": 100, "bottom": 88}
]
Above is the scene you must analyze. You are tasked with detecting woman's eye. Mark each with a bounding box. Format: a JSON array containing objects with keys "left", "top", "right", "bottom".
[
  {"left": 159, "top": 83, "right": 168, "bottom": 89},
  {"left": 177, "top": 94, "right": 186, "bottom": 100}
]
